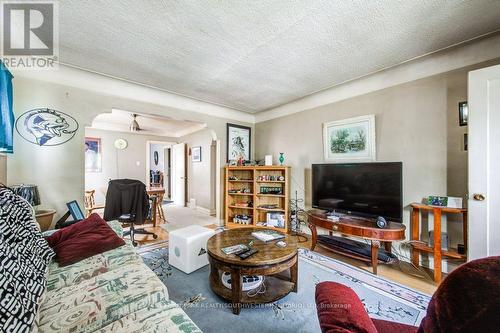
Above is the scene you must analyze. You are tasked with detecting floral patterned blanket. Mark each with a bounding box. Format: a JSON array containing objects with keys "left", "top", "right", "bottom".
[{"left": 37, "top": 221, "right": 201, "bottom": 333}]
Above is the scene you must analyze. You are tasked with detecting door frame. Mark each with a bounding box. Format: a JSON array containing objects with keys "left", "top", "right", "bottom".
[
  {"left": 146, "top": 137, "right": 222, "bottom": 220},
  {"left": 145, "top": 140, "right": 176, "bottom": 188},
  {"left": 171, "top": 142, "right": 187, "bottom": 206}
]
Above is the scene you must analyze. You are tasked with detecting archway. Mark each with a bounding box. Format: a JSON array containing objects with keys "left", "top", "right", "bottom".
[{"left": 84, "top": 110, "right": 221, "bottom": 223}]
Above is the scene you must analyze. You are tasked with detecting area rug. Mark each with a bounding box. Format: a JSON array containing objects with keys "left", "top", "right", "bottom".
[{"left": 141, "top": 246, "right": 431, "bottom": 333}]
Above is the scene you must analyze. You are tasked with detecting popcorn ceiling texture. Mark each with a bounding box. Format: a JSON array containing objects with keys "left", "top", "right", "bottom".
[{"left": 59, "top": 0, "right": 500, "bottom": 113}]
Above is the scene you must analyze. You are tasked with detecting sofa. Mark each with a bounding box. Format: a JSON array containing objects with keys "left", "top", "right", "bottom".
[
  {"left": 0, "top": 186, "right": 201, "bottom": 333},
  {"left": 315, "top": 256, "right": 500, "bottom": 333},
  {"left": 38, "top": 220, "right": 202, "bottom": 332}
]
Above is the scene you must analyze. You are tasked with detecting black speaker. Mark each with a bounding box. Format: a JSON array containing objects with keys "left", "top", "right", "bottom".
[{"left": 376, "top": 216, "right": 387, "bottom": 228}]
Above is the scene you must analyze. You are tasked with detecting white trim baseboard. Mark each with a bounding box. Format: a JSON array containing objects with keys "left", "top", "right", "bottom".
[{"left": 195, "top": 206, "right": 212, "bottom": 215}]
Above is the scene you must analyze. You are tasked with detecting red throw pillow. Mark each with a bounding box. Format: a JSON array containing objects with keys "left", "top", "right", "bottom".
[{"left": 45, "top": 213, "right": 125, "bottom": 266}]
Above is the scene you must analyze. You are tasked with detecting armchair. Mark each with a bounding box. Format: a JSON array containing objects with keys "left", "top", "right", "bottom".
[{"left": 315, "top": 256, "right": 500, "bottom": 333}]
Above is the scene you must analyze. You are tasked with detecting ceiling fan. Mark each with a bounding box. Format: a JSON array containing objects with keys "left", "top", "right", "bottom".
[{"left": 130, "top": 114, "right": 142, "bottom": 132}]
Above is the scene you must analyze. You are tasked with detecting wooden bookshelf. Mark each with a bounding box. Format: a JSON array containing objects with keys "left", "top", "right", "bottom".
[{"left": 224, "top": 166, "right": 290, "bottom": 232}]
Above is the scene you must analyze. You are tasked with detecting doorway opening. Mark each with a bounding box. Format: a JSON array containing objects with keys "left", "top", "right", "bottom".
[
  {"left": 84, "top": 109, "right": 222, "bottom": 233},
  {"left": 146, "top": 141, "right": 174, "bottom": 201}
]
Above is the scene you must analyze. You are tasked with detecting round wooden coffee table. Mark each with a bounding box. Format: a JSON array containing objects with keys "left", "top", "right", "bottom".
[{"left": 207, "top": 228, "right": 298, "bottom": 315}]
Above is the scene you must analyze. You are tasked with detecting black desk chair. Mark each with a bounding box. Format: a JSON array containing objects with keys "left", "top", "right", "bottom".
[{"left": 104, "top": 179, "right": 158, "bottom": 246}]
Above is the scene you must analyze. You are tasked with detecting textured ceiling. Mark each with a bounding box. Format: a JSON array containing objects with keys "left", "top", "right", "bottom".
[
  {"left": 91, "top": 110, "right": 206, "bottom": 137},
  {"left": 59, "top": 0, "right": 500, "bottom": 113}
]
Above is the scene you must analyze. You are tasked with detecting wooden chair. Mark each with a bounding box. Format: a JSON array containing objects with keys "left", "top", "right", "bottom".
[
  {"left": 150, "top": 171, "right": 164, "bottom": 188},
  {"left": 84, "top": 190, "right": 106, "bottom": 217}
]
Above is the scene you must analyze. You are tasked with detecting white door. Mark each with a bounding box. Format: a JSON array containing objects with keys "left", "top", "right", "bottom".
[
  {"left": 164, "top": 147, "right": 170, "bottom": 197},
  {"left": 171, "top": 143, "right": 186, "bottom": 206},
  {"left": 468, "top": 64, "right": 500, "bottom": 260}
]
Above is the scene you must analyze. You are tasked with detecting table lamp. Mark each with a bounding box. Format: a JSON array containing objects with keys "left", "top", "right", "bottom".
[{"left": 11, "top": 184, "right": 41, "bottom": 207}]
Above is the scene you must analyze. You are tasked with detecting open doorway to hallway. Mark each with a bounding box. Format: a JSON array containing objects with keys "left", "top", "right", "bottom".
[
  {"left": 146, "top": 141, "right": 174, "bottom": 201},
  {"left": 84, "top": 108, "right": 221, "bottom": 245}
]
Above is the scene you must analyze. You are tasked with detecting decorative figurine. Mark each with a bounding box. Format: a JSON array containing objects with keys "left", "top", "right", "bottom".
[{"left": 278, "top": 152, "right": 285, "bottom": 166}]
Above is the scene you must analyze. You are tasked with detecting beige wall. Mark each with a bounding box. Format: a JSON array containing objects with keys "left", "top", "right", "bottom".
[
  {"left": 256, "top": 59, "right": 500, "bottom": 251},
  {"left": 0, "top": 154, "right": 6, "bottom": 184},
  {"left": 7, "top": 76, "right": 254, "bottom": 223},
  {"left": 255, "top": 69, "right": 471, "bottom": 244},
  {"left": 445, "top": 70, "right": 469, "bottom": 247},
  {"left": 257, "top": 75, "right": 447, "bottom": 239},
  {"left": 85, "top": 128, "right": 177, "bottom": 204},
  {"left": 182, "top": 128, "right": 215, "bottom": 212}
]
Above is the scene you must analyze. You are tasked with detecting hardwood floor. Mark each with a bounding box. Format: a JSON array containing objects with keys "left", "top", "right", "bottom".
[{"left": 133, "top": 223, "right": 438, "bottom": 295}]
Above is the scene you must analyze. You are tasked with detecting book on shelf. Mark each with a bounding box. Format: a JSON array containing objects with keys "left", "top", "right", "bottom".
[{"left": 251, "top": 230, "right": 285, "bottom": 242}]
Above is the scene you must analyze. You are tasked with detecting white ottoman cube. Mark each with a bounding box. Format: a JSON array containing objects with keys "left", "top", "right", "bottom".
[{"left": 168, "top": 225, "right": 215, "bottom": 274}]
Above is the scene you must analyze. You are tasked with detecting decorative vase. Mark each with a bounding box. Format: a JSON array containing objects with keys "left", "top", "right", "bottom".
[{"left": 278, "top": 153, "right": 285, "bottom": 166}]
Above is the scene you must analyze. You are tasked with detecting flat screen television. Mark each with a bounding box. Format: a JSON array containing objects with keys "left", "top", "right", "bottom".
[{"left": 312, "top": 162, "right": 403, "bottom": 222}]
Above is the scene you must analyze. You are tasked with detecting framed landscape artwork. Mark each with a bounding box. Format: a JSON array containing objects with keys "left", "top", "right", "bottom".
[
  {"left": 323, "top": 115, "right": 376, "bottom": 162},
  {"left": 226, "top": 123, "right": 251, "bottom": 162}
]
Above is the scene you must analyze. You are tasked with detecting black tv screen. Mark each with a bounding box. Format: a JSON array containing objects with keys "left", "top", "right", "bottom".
[{"left": 312, "top": 162, "right": 402, "bottom": 222}]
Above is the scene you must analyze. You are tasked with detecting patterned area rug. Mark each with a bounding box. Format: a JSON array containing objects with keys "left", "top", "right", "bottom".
[{"left": 140, "top": 246, "right": 431, "bottom": 333}]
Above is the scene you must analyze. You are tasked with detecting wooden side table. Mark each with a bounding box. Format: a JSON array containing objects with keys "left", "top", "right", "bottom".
[{"left": 410, "top": 203, "right": 467, "bottom": 283}]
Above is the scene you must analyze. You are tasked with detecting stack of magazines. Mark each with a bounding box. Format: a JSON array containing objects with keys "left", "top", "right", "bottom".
[{"left": 251, "top": 230, "right": 285, "bottom": 242}]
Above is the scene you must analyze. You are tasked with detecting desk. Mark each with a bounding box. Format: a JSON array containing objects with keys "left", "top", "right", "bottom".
[
  {"left": 308, "top": 211, "right": 406, "bottom": 274},
  {"left": 147, "top": 187, "right": 166, "bottom": 225},
  {"left": 410, "top": 203, "right": 467, "bottom": 283}
]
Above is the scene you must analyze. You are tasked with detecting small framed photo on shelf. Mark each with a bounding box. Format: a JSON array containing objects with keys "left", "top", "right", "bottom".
[
  {"left": 192, "top": 146, "right": 202, "bottom": 162},
  {"left": 266, "top": 212, "right": 285, "bottom": 228},
  {"left": 459, "top": 101, "right": 468, "bottom": 126}
]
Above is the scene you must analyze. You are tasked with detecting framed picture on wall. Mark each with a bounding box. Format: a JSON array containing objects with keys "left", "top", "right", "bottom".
[
  {"left": 85, "top": 137, "right": 102, "bottom": 172},
  {"left": 459, "top": 101, "right": 468, "bottom": 126},
  {"left": 226, "top": 123, "right": 251, "bottom": 162},
  {"left": 192, "top": 146, "right": 202, "bottom": 162},
  {"left": 323, "top": 115, "right": 376, "bottom": 162}
]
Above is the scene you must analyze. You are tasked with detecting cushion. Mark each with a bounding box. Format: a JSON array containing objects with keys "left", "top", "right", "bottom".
[
  {"left": 0, "top": 186, "right": 55, "bottom": 333},
  {"left": 45, "top": 239, "right": 140, "bottom": 291},
  {"left": 38, "top": 263, "right": 170, "bottom": 332},
  {"left": 45, "top": 213, "right": 125, "bottom": 266},
  {"left": 417, "top": 256, "right": 500, "bottom": 333},
  {"left": 315, "top": 281, "right": 378, "bottom": 333},
  {"left": 97, "top": 299, "right": 202, "bottom": 333}
]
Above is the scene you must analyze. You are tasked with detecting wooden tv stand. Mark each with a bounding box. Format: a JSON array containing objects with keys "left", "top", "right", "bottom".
[{"left": 307, "top": 210, "right": 406, "bottom": 274}]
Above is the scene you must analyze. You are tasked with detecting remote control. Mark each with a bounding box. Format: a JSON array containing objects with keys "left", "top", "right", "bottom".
[
  {"left": 234, "top": 248, "right": 251, "bottom": 256},
  {"left": 238, "top": 248, "right": 258, "bottom": 260}
]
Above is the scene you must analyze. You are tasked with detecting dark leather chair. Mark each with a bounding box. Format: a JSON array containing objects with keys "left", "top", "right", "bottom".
[
  {"left": 315, "top": 256, "right": 500, "bottom": 333},
  {"left": 104, "top": 179, "right": 158, "bottom": 246}
]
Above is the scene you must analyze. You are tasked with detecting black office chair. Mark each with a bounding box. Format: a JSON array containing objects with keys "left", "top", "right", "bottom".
[{"left": 104, "top": 179, "right": 158, "bottom": 246}]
